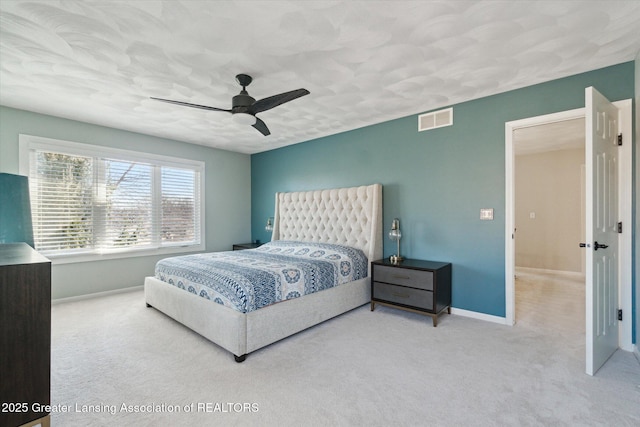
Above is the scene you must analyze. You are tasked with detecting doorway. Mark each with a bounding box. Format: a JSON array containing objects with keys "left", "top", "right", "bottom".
[
  {"left": 512, "top": 118, "right": 585, "bottom": 334},
  {"left": 505, "top": 100, "right": 633, "bottom": 356}
]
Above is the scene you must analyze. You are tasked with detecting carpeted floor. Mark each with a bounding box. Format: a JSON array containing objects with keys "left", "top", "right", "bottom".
[{"left": 50, "top": 284, "right": 640, "bottom": 426}]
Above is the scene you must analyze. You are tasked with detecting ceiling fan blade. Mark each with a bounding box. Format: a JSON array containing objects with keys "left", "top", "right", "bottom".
[
  {"left": 249, "top": 89, "right": 310, "bottom": 114},
  {"left": 150, "top": 97, "right": 231, "bottom": 113},
  {"left": 252, "top": 117, "right": 271, "bottom": 136}
]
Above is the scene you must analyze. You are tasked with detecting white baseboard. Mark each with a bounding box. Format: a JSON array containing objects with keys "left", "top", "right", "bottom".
[
  {"left": 515, "top": 266, "right": 585, "bottom": 280},
  {"left": 450, "top": 307, "right": 510, "bottom": 325},
  {"left": 52, "top": 285, "right": 143, "bottom": 305}
]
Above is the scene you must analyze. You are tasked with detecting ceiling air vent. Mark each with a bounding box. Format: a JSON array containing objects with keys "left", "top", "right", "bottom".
[{"left": 418, "top": 108, "right": 453, "bottom": 132}]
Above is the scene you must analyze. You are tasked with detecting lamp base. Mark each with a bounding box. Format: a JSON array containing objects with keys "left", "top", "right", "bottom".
[{"left": 389, "top": 255, "right": 404, "bottom": 264}]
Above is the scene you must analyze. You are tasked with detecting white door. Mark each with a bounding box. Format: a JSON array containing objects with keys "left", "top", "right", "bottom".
[{"left": 584, "top": 87, "right": 619, "bottom": 376}]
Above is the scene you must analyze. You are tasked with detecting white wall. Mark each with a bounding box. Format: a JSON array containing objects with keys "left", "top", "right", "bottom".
[
  {"left": 0, "top": 106, "right": 251, "bottom": 299},
  {"left": 515, "top": 148, "right": 585, "bottom": 273}
]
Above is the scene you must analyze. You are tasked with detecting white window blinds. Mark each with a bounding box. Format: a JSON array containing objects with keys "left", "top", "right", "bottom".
[
  {"left": 32, "top": 151, "right": 94, "bottom": 253},
  {"left": 99, "top": 159, "right": 154, "bottom": 249},
  {"left": 161, "top": 167, "right": 200, "bottom": 245},
  {"left": 21, "top": 135, "right": 204, "bottom": 259}
]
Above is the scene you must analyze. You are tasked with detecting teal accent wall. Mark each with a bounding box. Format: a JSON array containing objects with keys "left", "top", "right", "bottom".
[
  {"left": 0, "top": 173, "right": 34, "bottom": 247},
  {"left": 251, "top": 62, "right": 635, "bottom": 319},
  {"left": 0, "top": 106, "right": 251, "bottom": 299}
]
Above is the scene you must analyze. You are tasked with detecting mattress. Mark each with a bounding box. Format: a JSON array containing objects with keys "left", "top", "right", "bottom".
[{"left": 154, "top": 240, "right": 368, "bottom": 313}]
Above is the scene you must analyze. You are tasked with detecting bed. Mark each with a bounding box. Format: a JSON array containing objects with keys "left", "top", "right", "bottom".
[{"left": 144, "top": 183, "right": 382, "bottom": 362}]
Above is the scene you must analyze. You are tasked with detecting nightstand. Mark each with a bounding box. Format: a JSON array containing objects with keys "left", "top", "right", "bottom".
[
  {"left": 232, "top": 242, "right": 262, "bottom": 250},
  {"left": 371, "top": 258, "right": 452, "bottom": 326}
]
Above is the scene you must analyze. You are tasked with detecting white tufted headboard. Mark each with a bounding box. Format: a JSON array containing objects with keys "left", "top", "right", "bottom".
[{"left": 271, "top": 184, "right": 382, "bottom": 269}]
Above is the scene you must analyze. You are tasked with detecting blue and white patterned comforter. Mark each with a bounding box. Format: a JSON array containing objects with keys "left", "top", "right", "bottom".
[{"left": 154, "top": 241, "right": 368, "bottom": 313}]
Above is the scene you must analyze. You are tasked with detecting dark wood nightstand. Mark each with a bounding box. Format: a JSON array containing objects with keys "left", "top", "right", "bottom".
[
  {"left": 232, "top": 242, "right": 262, "bottom": 250},
  {"left": 371, "top": 258, "right": 452, "bottom": 326}
]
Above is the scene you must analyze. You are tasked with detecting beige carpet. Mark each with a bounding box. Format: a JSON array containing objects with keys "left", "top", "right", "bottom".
[
  {"left": 50, "top": 285, "right": 640, "bottom": 426},
  {"left": 515, "top": 268, "right": 586, "bottom": 336}
]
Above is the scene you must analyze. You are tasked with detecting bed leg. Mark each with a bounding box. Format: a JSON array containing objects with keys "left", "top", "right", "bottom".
[{"left": 234, "top": 354, "right": 247, "bottom": 363}]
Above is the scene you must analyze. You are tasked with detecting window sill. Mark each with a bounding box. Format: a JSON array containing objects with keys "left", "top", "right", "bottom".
[{"left": 44, "top": 244, "right": 206, "bottom": 265}]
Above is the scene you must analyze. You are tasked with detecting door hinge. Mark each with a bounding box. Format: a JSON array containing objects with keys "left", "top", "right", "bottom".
[
  {"left": 617, "top": 133, "right": 622, "bottom": 146},
  {"left": 617, "top": 222, "right": 622, "bottom": 233},
  {"left": 618, "top": 309, "right": 623, "bottom": 321}
]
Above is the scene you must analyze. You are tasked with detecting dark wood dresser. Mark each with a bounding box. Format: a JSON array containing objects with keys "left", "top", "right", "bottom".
[
  {"left": 371, "top": 258, "right": 452, "bottom": 326},
  {"left": 0, "top": 243, "right": 51, "bottom": 427}
]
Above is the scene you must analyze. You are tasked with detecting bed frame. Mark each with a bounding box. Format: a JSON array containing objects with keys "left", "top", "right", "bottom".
[{"left": 144, "top": 183, "right": 382, "bottom": 362}]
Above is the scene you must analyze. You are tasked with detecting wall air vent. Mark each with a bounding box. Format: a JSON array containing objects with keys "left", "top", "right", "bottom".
[{"left": 418, "top": 107, "right": 453, "bottom": 132}]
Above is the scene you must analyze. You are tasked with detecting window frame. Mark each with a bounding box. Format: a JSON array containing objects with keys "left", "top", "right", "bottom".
[{"left": 19, "top": 134, "right": 206, "bottom": 264}]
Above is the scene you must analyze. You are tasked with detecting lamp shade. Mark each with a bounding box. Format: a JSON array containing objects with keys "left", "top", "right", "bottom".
[{"left": 0, "top": 173, "right": 35, "bottom": 247}]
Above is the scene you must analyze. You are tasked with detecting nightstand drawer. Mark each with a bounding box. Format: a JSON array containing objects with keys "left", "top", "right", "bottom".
[
  {"left": 374, "top": 265, "right": 433, "bottom": 290},
  {"left": 373, "top": 282, "right": 433, "bottom": 309}
]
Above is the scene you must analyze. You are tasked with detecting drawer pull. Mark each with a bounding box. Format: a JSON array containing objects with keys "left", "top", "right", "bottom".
[{"left": 392, "top": 275, "right": 411, "bottom": 280}]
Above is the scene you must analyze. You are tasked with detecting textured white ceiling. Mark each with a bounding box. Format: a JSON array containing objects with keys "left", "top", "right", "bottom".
[
  {"left": 514, "top": 118, "right": 585, "bottom": 156},
  {"left": 1, "top": 1, "right": 639, "bottom": 154}
]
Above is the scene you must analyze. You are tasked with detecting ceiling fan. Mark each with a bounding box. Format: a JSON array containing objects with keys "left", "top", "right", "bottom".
[{"left": 151, "top": 74, "right": 310, "bottom": 136}]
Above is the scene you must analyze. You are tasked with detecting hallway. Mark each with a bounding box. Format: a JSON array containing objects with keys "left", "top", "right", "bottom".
[{"left": 515, "top": 267, "right": 585, "bottom": 337}]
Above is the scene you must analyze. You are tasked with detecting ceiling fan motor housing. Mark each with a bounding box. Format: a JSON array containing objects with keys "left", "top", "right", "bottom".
[{"left": 232, "top": 91, "right": 255, "bottom": 113}]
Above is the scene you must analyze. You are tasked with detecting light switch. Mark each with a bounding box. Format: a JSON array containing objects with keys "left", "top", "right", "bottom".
[
  {"left": 480, "top": 208, "right": 494, "bottom": 220},
  {"left": 529, "top": 212, "right": 536, "bottom": 219}
]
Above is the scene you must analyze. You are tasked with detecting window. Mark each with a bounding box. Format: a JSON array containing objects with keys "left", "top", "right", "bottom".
[{"left": 19, "top": 135, "right": 205, "bottom": 262}]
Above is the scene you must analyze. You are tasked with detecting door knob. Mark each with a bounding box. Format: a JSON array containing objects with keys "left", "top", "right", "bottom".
[
  {"left": 579, "top": 242, "right": 609, "bottom": 250},
  {"left": 594, "top": 241, "right": 609, "bottom": 251}
]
